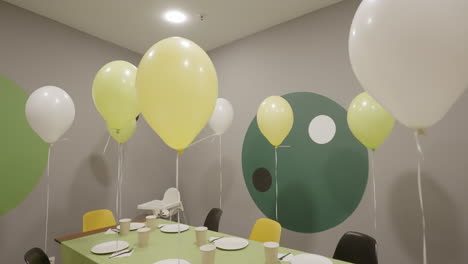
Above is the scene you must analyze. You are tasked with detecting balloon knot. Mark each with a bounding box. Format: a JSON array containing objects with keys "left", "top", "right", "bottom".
[
  {"left": 416, "top": 128, "right": 426, "bottom": 136},
  {"left": 177, "top": 150, "right": 184, "bottom": 155}
]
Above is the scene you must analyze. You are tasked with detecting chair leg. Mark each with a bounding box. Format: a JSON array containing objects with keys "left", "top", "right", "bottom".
[
  {"left": 181, "top": 209, "right": 187, "bottom": 224},
  {"left": 175, "top": 208, "right": 182, "bottom": 223},
  {"left": 171, "top": 207, "right": 186, "bottom": 224},
  {"left": 169, "top": 208, "right": 173, "bottom": 222}
]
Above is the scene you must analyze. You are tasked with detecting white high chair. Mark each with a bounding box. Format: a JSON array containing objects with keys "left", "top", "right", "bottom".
[{"left": 137, "top": 187, "right": 187, "bottom": 223}]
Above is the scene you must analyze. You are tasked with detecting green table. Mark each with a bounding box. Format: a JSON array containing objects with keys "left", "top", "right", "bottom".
[{"left": 61, "top": 219, "right": 350, "bottom": 264}]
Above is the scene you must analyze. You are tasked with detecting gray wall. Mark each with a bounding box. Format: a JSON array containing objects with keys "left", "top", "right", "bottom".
[
  {"left": 183, "top": 0, "right": 468, "bottom": 263},
  {"left": 0, "top": 2, "right": 175, "bottom": 263}
]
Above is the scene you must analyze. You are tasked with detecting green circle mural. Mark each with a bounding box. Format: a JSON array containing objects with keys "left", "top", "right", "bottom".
[
  {"left": 0, "top": 75, "right": 48, "bottom": 215},
  {"left": 242, "top": 92, "right": 368, "bottom": 233}
]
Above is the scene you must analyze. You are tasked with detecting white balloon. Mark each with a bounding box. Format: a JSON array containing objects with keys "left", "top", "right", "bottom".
[
  {"left": 349, "top": 0, "right": 468, "bottom": 129},
  {"left": 25, "top": 86, "right": 75, "bottom": 143},
  {"left": 208, "top": 98, "right": 233, "bottom": 135}
]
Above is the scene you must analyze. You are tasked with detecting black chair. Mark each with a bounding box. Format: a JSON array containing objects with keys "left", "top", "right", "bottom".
[
  {"left": 333, "top": 231, "right": 378, "bottom": 264},
  {"left": 24, "top": 248, "right": 50, "bottom": 264},
  {"left": 203, "top": 208, "right": 223, "bottom": 232}
]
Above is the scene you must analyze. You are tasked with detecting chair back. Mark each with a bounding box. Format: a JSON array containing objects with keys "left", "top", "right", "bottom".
[
  {"left": 204, "top": 208, "right": 223, "bottom": 232},
  {"left": 333, "top": 231, "right": 378, "bottom": 264},
  {"left": 163, "top": 188, "right": 180, "bottom": 204},
  {"left": 24, "top": 248, "right": 50, "bottom": 264},
  {"left": 249, "top": 218, "right": 281, "bottom": 243},
  {"left": 82, "top": 209, "right": 116, "bottom": 232}
]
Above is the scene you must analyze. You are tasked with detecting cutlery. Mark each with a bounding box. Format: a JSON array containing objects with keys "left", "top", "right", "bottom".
[
  {"left": 279, "top": 252, "right": 291, "bottom": 261},
  {"left": 109, "top": 248, "right": 133, "bottom": 259},
  {"left": 210, "top": 236, "right": 224, "bottom": 242}
]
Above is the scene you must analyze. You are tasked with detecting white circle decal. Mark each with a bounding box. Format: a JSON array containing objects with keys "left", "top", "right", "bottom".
[{"left": 308, "top": 115, "right": 336, "bottom": 144}]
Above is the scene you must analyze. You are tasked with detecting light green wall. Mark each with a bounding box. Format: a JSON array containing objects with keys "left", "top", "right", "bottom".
[{"left": 0, "top": 76, "right": 48, "bottom": 215}]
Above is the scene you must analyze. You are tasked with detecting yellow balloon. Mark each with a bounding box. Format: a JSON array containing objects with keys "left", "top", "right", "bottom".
[
  {"left": 107, "top": 118, "right": 136, "bottom": 144},
  {"left": 136, "top": 37, "right": 218, "bottom": 151},
  {"left": 257, "top": 96, "right": 294, "bottom": 147},
  {"left": 92, "top": 60, "right": 139, "bottom": 128},
  {"left": 347, "top": 92, "right": 395, "bottom": 150}
]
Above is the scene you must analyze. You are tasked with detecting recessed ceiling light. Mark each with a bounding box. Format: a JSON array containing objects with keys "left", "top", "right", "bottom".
[{"left": 164, "top": 10, "right": 187, "bottom": 24}]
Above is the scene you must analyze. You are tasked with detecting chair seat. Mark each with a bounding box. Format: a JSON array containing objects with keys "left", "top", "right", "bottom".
[
  {"left": 137, "top": 200, "right": 164, "bottom": 212},
  {"left": 204, "top": 208, "right": 223, "bottom": 232},
  {"left": 137, "top": 188, "right": 185, "bottom": 220},
  {"left": 24, "top": 247, "right": 50, "bottom": 264},
  {"left": 249, "top": 218, "right": 282, "bottom": 243},
  {"left": 137, "top": 200, "right": 182, "bottom": 215},
  {"left": 333, "top": 231, "right": 378, "bottom": 264},
  {"left": 82, "top": 209, "right": 116, "bottom": 232}
]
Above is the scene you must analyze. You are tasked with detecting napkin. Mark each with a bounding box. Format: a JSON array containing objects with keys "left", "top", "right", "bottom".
[
  {"left": 104, "top": 228, "right": 118, "bottom": 235},
  {"left": 278, "top": 253, "right": 294, "bottom": 262}
]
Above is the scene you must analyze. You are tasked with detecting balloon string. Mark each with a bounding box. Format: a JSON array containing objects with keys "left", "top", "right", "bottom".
[
  {"left": 116, "top": 144, "right": 120, "bottom": 219},
  {"left": 116, "top": 143, "right": 125, "bottom": 245},
  {"left": 414, "top": 131, "right": 427, "bottom": 264},
  {"left": 119, "top": 144, "right": 124, "bottom": 218},
  {"left": 219, "top": 135, "right": 223, "bottom": 209},
  {"left": 114, "top": 144, "right": 120, "bottom": 245},
  {"left": 176, "top": 152, "right": 181, "bottom": 264},
  {"left": 371, "top": 151, "right": 377, "bottom": 235},
  {"left": 44, "top": 145, "right": 52, "bottom": 253},
  {"left": 370, "top": 150, "right": 380, "bottom": 263},
  {"left": 116, "top": 144, "right": 123, "bottom": 231},
  {"left": 102, "top": 135, "right": 111, "bottom": 154},
  {"left": 176, "top": 153, "right": 180, "bottom": 190},
  {"left": 188, "top": 133, "right": 217, "bottom": 148},
  {"left": 275, "top": 147, "right": 278, "bottom": 222},
  {"left": 415, "top": 131, "right": 425, "bottom": 160}
]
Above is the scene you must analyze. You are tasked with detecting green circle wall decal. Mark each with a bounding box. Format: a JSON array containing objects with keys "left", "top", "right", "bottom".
[
  {"left": 242, "top": 92, "right": 368, "bottom": 233},
  {"left": 0, "top": 75, "right": 48, "bottom": 215}
]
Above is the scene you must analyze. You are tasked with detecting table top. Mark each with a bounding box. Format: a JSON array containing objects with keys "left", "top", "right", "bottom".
[
  {"left": 55, "top": 218, "right": 147, "bottom": 243},
  {"left": 58, "top": 219, "right": 351, "bottom": 264}
]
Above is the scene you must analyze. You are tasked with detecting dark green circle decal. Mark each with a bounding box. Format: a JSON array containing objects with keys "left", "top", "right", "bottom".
[
  {"left": 242, "top": 92, "right": 368, "bottom": 233},
  {"left": 0, "top": 75, "right": 48, "bottom": 215}
]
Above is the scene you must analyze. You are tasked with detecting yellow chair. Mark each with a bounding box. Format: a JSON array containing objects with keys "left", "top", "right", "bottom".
[
  {"left": 249, "top": 218, "right": 282, "bottom": 243},
  {"left": 83, "top": 209, "right": 116, "bottom": 232}
]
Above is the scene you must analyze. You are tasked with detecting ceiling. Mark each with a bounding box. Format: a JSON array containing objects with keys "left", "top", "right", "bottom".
[{"left": 4, "top": 0, "right": 342, "bottom": 54}]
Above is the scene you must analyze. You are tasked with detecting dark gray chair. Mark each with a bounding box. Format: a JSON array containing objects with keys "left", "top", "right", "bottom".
[
  {"left": 203, "top": 208, "right": 223, "bottom": 232},
  {"left": 24, "top": 248, "right": 50, "bottom": 264},
  {"left": 333, "top": 231, "right": 378, "bottom": 264}
]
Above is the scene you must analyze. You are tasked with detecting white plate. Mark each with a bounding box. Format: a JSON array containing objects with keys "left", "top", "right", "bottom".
[
  {"left": 214, "top": 237, "right": 249, "bottom": 250},
  {"left": 90, "top": 240, "right": 129, "bottom": 254},
  {"left": 160, "top": 224, "right": 189, "bottom": 233},
  {"left": 290, "top": 254, "right": 333, "bottom": 264},
  {"left": 153, "top": 259, "right": 191, "bottom": 264},
  {"left": 117, "top": 222, "right": 146, "bottom": 231}
]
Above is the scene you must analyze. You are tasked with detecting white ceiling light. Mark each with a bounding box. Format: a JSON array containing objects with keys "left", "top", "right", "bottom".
[{"left": 164, "top": 10, "right": 187, "bottom": 24}]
